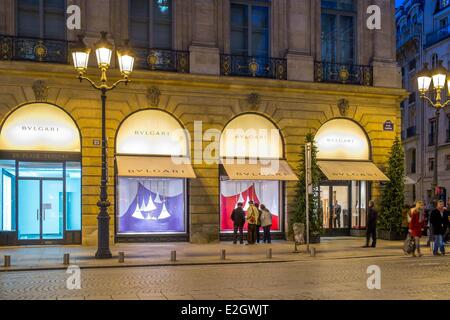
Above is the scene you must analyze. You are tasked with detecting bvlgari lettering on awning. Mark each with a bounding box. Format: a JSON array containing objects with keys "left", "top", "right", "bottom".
[
  {"left": 126, "top": 168, "right": 187, "bottom": 175},
  {"left": 221, "top": 159, "right": 298, "bottom": 181},
  {"left": 116, "top": 156, "right": 196, "bottom": 179},
  {"left": 317, "top": 161, "right": 389, "bottom": 181}
]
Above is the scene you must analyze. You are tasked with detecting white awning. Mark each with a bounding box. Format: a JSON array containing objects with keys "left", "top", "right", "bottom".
[
  {"left": 221, "top": 158, "right": 298, "bottom": 181},
  {"left": 116, "top": 156, "right": 196, "bottom": 179},
  {"left": 317, "top": 160, "right": 389, "bottom": 181}
]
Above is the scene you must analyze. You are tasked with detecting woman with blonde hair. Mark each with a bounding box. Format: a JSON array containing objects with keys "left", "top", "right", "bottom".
[{"left": 409, "top": 200, "right": 425, "bottom": 257}]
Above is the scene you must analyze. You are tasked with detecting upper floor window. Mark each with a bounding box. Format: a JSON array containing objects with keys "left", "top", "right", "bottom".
[
  {"left": 230, "top": 1, "right": 270, "bottom": 57},
  {"left": 129, "top": 0, "right": 173, "bottom": 49},
  {"left": 17, "top": 0, "right": 66, "bottom": 40},
  {"left": 321, "top": 0, "right": 356, "bottom": 64}
]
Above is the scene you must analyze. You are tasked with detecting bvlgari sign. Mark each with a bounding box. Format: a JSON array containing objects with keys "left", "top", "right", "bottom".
[
  {"left": 315, "top": 119, "right": 370, "bottom": 161},
  {"left": 0, "top": 103, "right": 81, "bottom": 152},
  {"left": 116, "top": 109, "right": 189, "bottom": 157}
]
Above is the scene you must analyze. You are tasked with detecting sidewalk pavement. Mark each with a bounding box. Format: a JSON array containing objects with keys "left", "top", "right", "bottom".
[{"left": 0, "top": 237, "right": 447, "bottom": 272}]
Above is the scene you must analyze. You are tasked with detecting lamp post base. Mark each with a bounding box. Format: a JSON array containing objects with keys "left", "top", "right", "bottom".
[
  {"left": 95, "top": 205, "right": 112, "bottom": 259},
  {"left": 95, "top": 249, "right": 113, "bottom": 260}
]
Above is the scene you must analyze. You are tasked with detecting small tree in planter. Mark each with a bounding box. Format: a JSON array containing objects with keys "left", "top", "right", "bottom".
[
  {"left": 379, "top": 136, "right": 405, "bottom": 239},
  {"left": 290, "top": 133, "right": 323, "bottom": 243}
]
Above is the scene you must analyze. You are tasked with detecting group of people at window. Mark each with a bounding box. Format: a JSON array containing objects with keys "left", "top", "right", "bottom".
[{"left": 230, "top": 201, "right": 273, "bottom": 245}]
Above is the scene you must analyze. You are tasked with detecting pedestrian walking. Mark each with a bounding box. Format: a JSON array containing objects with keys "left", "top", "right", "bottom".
[
  {"left": 430, "top": 200, "right": 449, "bottom": 256},
  {"left": 259, "top": 204, "right": 272, "bottom": 244},
  {"left": 363, "top": 200, "right": 378, "bottom": 248},
  {"left": 231, "top": 202, "right": 245, "bottom": 244},
  {"left": 255, "top": 203, "right": 262, "bottom": 243},
  {"left": 409, "top": 200, "right": 425, "bottom": 257},
  {"left": 246, "top": 201, "right": 259, "bottom": 245}
]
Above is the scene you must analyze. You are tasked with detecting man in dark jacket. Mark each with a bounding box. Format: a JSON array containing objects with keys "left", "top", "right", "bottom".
[
  {"left": 364, "top": 200, "right": 378, "bottom": 248},
  {"left": 231, "top": 202, "right": 245, "bottom": 244},
  {"left": 430, "top": 200, "right": 449, "bottom": 255}
]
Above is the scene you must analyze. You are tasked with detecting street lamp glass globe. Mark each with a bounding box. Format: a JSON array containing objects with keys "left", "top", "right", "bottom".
[
  {"left": 94, "top": 32, "right": 113, "bottom": 69},
  {"left": 118, "top": 53, "right": 134, "bottom": 76},
  {"left": 71, "top": 34, "right": 91, "bottom": 74},
  {"left": 117, "top": 41, "right": 135, "bottom": 76},
  {"left": 432, "top": 60, "right": 447, "bottom": 90},
  {"left": 432, "top": 73, "right": 446, "bottom": 90},
  {"left": 418, "top": 75, "right": 432, "bottom": 92},
  {"left": 72, "top": 51, "right": 90, "bottom": 73}
]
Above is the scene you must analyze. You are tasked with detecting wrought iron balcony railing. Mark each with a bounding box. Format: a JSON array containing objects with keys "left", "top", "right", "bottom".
[
  {"left": 220, "top": 54, "right": 287, "bottom": 80},
  {"left": 133, "top": 47, "right": 189, "bottom": 73},
  {"left": 314, "top": 61, "right": 373, "bottom": 86},
  {"left": 0, "top": 34, "right": 70, "bottom": 64},
  {"left": 425, "top": 25, "right": 450, "bottom": 48}
]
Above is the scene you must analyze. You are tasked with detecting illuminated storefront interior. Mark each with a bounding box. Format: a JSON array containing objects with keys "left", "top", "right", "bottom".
[
  {"left": 315, "top": 118, "right": 388, "bottom": 236},
  {"left": 218, "top": 113, "right": 297, "bottom": 237},
  {"left": 115, "top": 109, "right": 195, "bottom": 242},
  {"left": 0, "top": 103, "right": 82, "bottom": 245}
]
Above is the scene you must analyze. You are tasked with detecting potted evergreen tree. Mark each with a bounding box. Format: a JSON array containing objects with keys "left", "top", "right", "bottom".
[
  {"left": 379, "top": 136, "right": 405, "bottom": 240},
  {"left": 291, "top": 133, "right": 323, "bottom": 243}
]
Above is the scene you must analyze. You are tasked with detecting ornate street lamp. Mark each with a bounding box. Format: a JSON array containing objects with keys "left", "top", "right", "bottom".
[
  {"left": 71, "top": 32, "right": 135, "bottom": 259},
  {"left": 418, "top": 61, "right": 450, "bottom": 202}
]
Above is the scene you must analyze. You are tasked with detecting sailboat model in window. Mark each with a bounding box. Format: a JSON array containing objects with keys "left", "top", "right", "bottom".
[
  {"left": 154, "top": 192, "right": 162, "bottom": 204},
  {"left": 132, "top": 201, "right": 145, "bottom": 220},
  {"left": 142, "top": 194, "right": 157, "bottom": 212},
  {"left": 158, "top": 202, "right": 171, "bottom": 221}
]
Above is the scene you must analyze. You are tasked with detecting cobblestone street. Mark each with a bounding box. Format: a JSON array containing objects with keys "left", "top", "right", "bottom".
[{"left": 1, "top": 254, "right": 449, "bottom": 300}]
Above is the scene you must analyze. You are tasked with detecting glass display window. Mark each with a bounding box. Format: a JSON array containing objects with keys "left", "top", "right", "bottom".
[{"left": 220, "top": 180, "right": 281, "bottom": 232}]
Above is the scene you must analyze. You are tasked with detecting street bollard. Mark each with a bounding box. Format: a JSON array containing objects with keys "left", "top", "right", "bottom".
[
  {"left": 220, "top": 249, "right": 226, "bottom": 260},
  {"left": 310, "top": 247, "right": 316, "bottom": 257},
  {"left": 63, "top": 253, "right": 70, "bottom": 265},
  {"left": 118, "top": 252, "right": 125, "bottom": 263},
  {"left": 4, "top": 255, "right": 11, "bottom": 267},
  {"left": 266, "top": 248, "right": 272, "bottom": 259},
  {"left": 170, "top": 250, "right": 177, "bottom": 262}
]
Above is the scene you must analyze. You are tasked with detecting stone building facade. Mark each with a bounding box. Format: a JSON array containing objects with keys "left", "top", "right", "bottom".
[
  {"left": 0, "top": 0, "right": 404, "bottom": 245},
  {"left": 397, "top": 0, "right": 450, "bottom": 206}
]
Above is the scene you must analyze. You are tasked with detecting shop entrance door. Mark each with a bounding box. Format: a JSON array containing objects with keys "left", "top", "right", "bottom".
[
  {"left": 18, "top": 179, "right": 64, "bottom": 242},
  {"left": 320, "top": 182, "right": 351, "bottom": 236}
]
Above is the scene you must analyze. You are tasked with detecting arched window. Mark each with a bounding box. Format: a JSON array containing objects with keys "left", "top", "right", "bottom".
[
  {"left": 115, "top": 109, "right": 194, "bottom": 240},
  {"left": 0, "top": 103, "right": 82, "bottom": 244},
  {"left": 218, "top": 113, "right": 296, "bottom": 236}
]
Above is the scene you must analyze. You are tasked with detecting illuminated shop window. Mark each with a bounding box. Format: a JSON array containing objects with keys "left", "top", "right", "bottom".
[
  {"left": 220, "top": 180, "right": 281, "bottom": 232},
  {"left": 117, "top": 178, "right": 186, "bottom": 234},
  {"left": 0, "top": 160, "right": 16, "bottom": 232}
]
